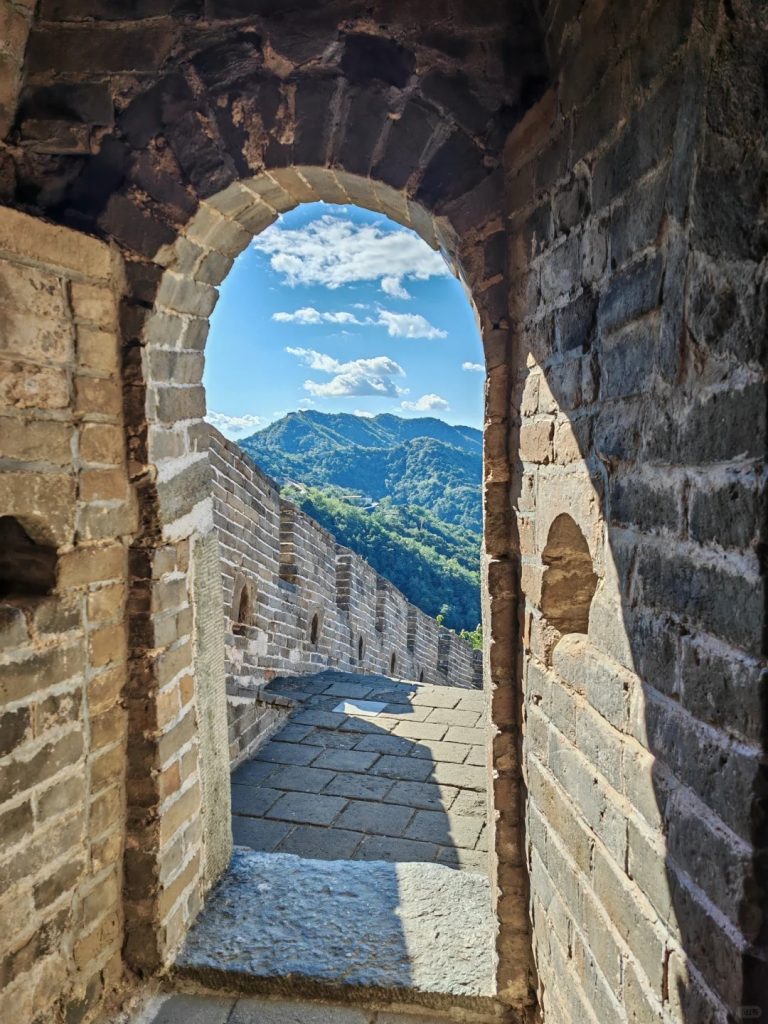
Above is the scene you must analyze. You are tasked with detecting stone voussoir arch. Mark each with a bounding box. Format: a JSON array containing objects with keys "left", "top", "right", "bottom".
[{"left": 125, "top": 157, "right": 524, "bottom": 993}]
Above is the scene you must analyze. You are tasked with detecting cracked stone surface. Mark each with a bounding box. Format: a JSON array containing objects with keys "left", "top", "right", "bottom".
[{"left": 174, "top": 849, "right": 495, "bottom": 1009}]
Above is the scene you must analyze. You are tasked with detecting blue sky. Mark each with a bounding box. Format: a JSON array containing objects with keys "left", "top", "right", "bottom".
[{"left": 203, "top": 203, "right": 485, "bottom": 439}]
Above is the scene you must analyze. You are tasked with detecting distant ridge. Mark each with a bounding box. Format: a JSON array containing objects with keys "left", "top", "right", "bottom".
[{"left": 240, "top": 411, "right": 482, "bottom": 533}]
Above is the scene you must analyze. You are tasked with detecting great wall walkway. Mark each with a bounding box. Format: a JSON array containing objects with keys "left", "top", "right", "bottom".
[
  {"left": 230, "top": 670, "right": 488, "bottom": 869},
  {"left": 125, "top": 672, "right": 500, "bottom": 1024}
]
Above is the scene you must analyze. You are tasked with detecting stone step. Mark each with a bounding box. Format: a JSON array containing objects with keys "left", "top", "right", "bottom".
[{"left": 171, "top": 849, "right": 502, "bottom": 1020}]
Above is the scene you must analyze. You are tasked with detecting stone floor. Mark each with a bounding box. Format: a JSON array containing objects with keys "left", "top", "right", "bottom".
[
  {"left": 135, "top": 993, "right": 493, "bottom": 1024},
  {"left": 231, "top": 670, "right": 488, "bottom": 871},
  {"left": 172, "top": 849, "right": 496, "bottom": 1012}
]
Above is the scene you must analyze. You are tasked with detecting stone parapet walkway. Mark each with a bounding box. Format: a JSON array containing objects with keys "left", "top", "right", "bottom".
[{"left": 230, "top": 670, "right": 488, "bottom": 871}]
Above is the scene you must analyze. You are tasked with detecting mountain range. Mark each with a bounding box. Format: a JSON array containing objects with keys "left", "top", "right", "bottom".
[{"left": 238, "top": 411, "right": 483, "bottom": 630}]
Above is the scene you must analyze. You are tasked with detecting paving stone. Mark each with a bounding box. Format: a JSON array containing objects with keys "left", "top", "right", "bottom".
[
  {"left": 177, "top": 850, "right": 495, "bottom": 998},
  {"left": 265, "top": 764, "right": 337, "bottom": 794},
  {"left": 465, "top": 745, "right": 486, "bottom": 766},
  {"left": 410, "top": 740, "right": 470, "bottom": 764},
  {"left": 354, "top": 836, "right": 439, "bottom": 864},
  {"left": 322, "top": 771, "right": 394, "bottom": 802},
  {"left": 310, "top": 748, "right": 379, "bottom": 773},
  {"left": 451, "top": 788, "right": 488, "bottom": 817},
  {"left": 369, "top": 755, "right": 434, "bottom": 782},
  {"left": 407, "top": 689, "right": 462, "bottom": 709},
  {"left": 381, "top": 703, "right": 432, "bottom": 721},
  {"left": 292, "top": 709, "right": 348, "bottom": 728},
  {"left": 275, "top": 825, "right": 363, "bottom": 860},
  {"left": 230, "top": 786, "right": 281, "bottom": 817},
  {"left": 430, "top": 762, "right": 486, "bottom": 791},
  {"left": 443, "top": 726, "right": 485, "bottom": 746},
  {"left": 233, "top": 817, "right": 293, "bottom": 852},
  {"left": 274, "top": 723, "right": 315, "bottom": 743},
  {"left": 146, "top": 993, "right": 235, "bottom": 1024},
  {"left": 323, "top": 680, "right": 376, "bottom": 698},
  {"left": 230, "top": 997, "right": 370, "bottom": 1024},
  {"left": 393, "top": 720, "right": 447, "bottom": 741},
  {"left": 265, "top": 792, "right": 347, "bottom": 826},
  {"left": 425, "top": 706, "right": 481, "bottom": 727},
  {"left": 257, "top": 741, "right": 319, "bottom": 766},
  {"left": 384, "top": 781, "right": 459, "bottom": 812},
  {"left": 455, "top": 696, "right": 485, "bottom": 713},
  {"left": 335, "top": 799, "right": 414, "bottom": 836},
  {"left": 231, "top": 760, "right": 275, "bottom": 786},
  {"left": 406, "top": 811, "right": 485, "bottom": 849},
  {"left": 301, "top": 728, "right": 360, "bottom": 750},
  {"left": 338, "top": 716, "right": 382, "bottom": 734},
  {"left": 354, "top": 733, "right": 414, "bottom": 756},
  {"left": 436, "top": 847, "right": 489, "bottom": 872}
]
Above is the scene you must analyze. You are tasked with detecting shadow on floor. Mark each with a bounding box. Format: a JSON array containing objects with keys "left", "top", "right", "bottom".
[{"left": 230, "top": 670, "right": 488, "bottom": 871}]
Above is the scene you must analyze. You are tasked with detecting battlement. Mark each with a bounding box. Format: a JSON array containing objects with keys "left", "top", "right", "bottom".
[{"left": 207, "top": 426, "right": 482, "bottom": 698}]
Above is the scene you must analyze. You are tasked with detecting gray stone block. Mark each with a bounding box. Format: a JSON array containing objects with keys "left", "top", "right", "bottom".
[
  {"left": 335, "top": 800, "right": 414, "bottom": 837},
  {"left": 146, "top": 994, "right": 234, "bottom": 1024},
  {"left": 265, "top": 792, "right": 347, "bottom": 826}
]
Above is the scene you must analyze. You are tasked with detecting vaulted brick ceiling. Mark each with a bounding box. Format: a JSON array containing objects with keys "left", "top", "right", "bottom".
[{"left": 3, "top": 1, "right": 548, "bottom": 246}]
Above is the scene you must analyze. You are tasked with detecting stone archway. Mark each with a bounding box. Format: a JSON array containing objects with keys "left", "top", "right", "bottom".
[{"left": 128, "top": 163, "right": 527, "bottom": 1003}]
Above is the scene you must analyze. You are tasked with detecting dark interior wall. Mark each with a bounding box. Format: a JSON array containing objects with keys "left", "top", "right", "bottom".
[{"left": 507, "top": 0, "right": 767, "bottom": 1020}]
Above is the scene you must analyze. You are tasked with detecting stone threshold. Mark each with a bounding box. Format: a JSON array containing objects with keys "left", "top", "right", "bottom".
[{"left": 171, "top": 849, "right": 506, "bottom": 1020}]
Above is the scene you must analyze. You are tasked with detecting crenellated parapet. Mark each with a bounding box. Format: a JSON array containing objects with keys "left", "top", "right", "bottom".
[{"left": 207, "top": 425, "right": 481, "bottom": 695}]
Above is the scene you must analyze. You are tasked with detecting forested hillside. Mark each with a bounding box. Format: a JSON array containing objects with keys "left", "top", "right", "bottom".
[{"left": 238, "top": 411, "right": 483, "bottom": 630}]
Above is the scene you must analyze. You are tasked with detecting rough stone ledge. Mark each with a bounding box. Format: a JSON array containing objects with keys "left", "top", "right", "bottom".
[{"left": 172, "top": 850, "right": 503, "bottom": 1019}]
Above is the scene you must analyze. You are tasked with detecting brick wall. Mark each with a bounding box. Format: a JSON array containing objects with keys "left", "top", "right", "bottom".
[
  {"left": 207, "top": 426, "right": 481, "bottom": 694},
  {"left": 506, "top": 1, "right": 767, "bottom": 1020},
  {"left": 0, "top": 207, "right": 133, "bottom": 1023}
]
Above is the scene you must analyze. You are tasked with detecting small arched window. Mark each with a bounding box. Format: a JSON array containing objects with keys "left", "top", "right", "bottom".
[
  {"left": 390, "top": 652, "right": 397, "bottom": 675},
  {"left": 541, "top": 514, "right": 597, "bottom": 636},
  {"left": 0, "top": 517, "right": 57, "bottom": 599},
  {"left": 237, "top": 586, "right": 251, "bottom": 625},
  {"left": 310, "top": 613, "right": 320, "bottom": 645},
  {"left": 358, "top": 635, "right": 364, "bottom": 662},
  {"left": 418, "top": 669, "right": 425, "bottom": 683}
]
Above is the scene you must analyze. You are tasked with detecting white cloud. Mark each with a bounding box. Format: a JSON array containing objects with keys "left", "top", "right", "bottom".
[
  {"left": 462, "top": 361, "right": 484, "bottom": 372},
  {"left": 400, "top": 394, "right": 450, "bottom": 412},
  {"left": 206, "top": 410, "right": 264, "bottom": 439},
  {"left": 254, "top": 213, "right": 450, "bottom": 291},
  {"left": 273, "top": 307, "right": 366, "bottom": 325},
  {"left": 286, "top": 347, "right": 405, "bottom": 398},
  {"left": 377, "top": 311, "right": 446, "bottom": 339},
  {"left": 353, "top": 409, "right": 375, "bottom": 418},
  {"left": 381, "top": 275, "right": 411, "bottom": 300},
  {"left": 274, "top": 305, "right": 445, "bottom": 340}
]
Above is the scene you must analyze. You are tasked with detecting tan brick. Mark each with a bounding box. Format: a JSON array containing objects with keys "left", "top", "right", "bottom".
[
  {"left": 36, "top": 767, "right": 86, "bottom": 821},
  {"left": 0, "top": 417, "right": 74, "bottom": 466},
  {"left": 58, "top": 543, "right": 124, "bottom": 588},
  {"left": 89, "top": 622, "right": 126, "bottom": 668},
  {"left": 79, "top": 870, "right": 120, "bottom": 929},
  {"left": 79, "top": 423, "right": 124, "bottom": 465},
  {"left": 519, "top": 417, "right": 553, "bottom": 464},
  {"left": 0, "top": 360, "right": 70, "bottom": 410},
  {"left": 90, "top": 784, "right": 121, "bottom": 837},
  {"left": 70, "top": 282, "right": 116, "bottom": 328},
  {"left": 75, "top": 375, "right": 122, "bottom": 417},
  {"left": 0, "top": 261, "right": 67, "bottom": 319},
  {"left": 77, "top": 326, "right": 119, "bottom": 374},
  {"left": 86, "top": 582, "right": 125, "bottom": 624},
  {"left": 79, "top": 468, "right": 129, "bottom": 502},
  {"left": 157, "top": 851, "right": 200, "bottom": 918},
  {"left": 90, "top": 704, "right": 126, "bottom": 752},
  {"left": 159, "top": 781, "right": 201, "bottom": 846},
  {"left": 0, "top": 470, "right": 75, "bottom": 545},
  {"left": 87, "top": 665, "right": 123, "bottom": 716},
  {"left": 0, "top": 643, "right": 85, "bottom": 705}
]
